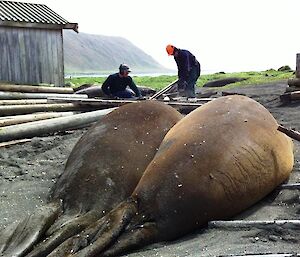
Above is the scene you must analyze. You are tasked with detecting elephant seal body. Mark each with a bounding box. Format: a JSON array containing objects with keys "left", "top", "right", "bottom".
[
  {"left": 74, "top": 85, "right": 105, "bottom": 98},
  {"left": 50, "top": 100, "right": 182, "bottom": 214},
  {"left": 46, "top": 95, "right": 293, "bottom": 257},
  {"left": 0, "top": 100, "right": 182, "bottom": 257},
  {"left": 203, "top": 77, "right": 247, "bottom": 87},
  {"left": 134, "top": 95, "right": 294, "bottom": 239}
]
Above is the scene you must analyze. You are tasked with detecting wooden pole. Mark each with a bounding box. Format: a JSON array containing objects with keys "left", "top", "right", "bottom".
[
  {"left": 0, "top": 103, "right": 94, "bottom": 116},
  {"left": 219, "top": 253, "right": 299, "bottom": 257},
  {"left": 0, "top": 84, "right": 74, "bottom": 94},
  {"left": 289, "top": 91, "right": 300, "bottom": 101},
  {"left": 0, "top": 91, "right": 88, "bottom": 100},
  {"left": 48, "top": 97, "right": 137, "bottom": 106},
  {"left": 0, "top": 108, "right": 116, "bottom": 143},
  {"left": 277, "top": 125, "right": 300, "bottom": 142},
  {"left": 280, "top": 183, "right": 300, "bottom": 189},
  {"left": 208, "top": 220, "right": 300, "bottom": 229},
  {"left": 149, "top": 80, "right": 178, "bottom": 100},
  {"left": 0, "top": 99, "right": 48, "bottom": 105},
  {"left": 280, "top": 91, "right": 300, "bottom": 103},
  {"left": 48, "top": 97, "right": 207, "bottom": 108},
  {"left": 0, "top": 112, "right": 75, "bottom": 127},
  {"left": 0, "top": 139, "right": 31, "bottom": 148}
]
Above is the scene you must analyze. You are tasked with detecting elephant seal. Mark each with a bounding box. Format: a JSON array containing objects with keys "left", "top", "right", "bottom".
[
  {"left": 75, "top": 85, "right": 105, "bottom": 98},
  {"left": 45, "top": 95, "right": 293, "bottom": 257},
  {"left": 74, "top": 84, "right": 156, "bottom": 98},
  {"left": 0, "top": 100, "right": 182, "bottom": 257},
  {"left": 203, "top": 77, "right": 247, "bottom": 87}
]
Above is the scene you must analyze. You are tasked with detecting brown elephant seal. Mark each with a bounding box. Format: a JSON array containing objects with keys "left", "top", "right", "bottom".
[
  {"left": 0, "top": 100, "right": 182, "bottom": 257},
  {"left": 44, "top": 95, "right": 293, "bottom": 257}
]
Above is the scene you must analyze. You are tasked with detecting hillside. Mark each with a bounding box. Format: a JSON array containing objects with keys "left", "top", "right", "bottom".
[{"left": 63, "top": 31, "right": 168, "bottom": 75}]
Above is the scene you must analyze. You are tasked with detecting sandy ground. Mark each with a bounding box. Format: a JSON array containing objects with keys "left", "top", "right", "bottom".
[{"left": 0, "top": 81, "right": 299, "bottom": 256}]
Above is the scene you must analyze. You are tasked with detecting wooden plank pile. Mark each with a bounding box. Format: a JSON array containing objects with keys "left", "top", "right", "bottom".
[
  {"left": 0, "top": 82, "right": 215, "bottom": 144},
  {"left": 280, "top": 78, "right": 300, "bottom": 103},
  {"left": 0, "top": 83, "right": 117, "bottom": 144},
  {"left": 280, "top": 53, "right": 300, "bottom": 103}
]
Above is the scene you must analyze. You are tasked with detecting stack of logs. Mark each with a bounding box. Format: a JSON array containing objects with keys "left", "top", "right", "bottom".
[
  {"left": 280, "top": 53, "right": 300, "bottom": 103},
  {"left": 0, "top": 84, "right": 117, "bottom": 145},
  {"left": 0, "top": 81, "right": 211, "bottom": 145}
]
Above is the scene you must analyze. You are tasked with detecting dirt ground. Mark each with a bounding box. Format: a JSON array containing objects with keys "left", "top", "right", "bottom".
[{"left": 0, "top": 81, "right": 299, "bottom": 256}]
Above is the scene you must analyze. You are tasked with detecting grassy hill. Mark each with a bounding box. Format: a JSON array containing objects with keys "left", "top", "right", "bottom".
[{"left": 63, "top": 31, "right": 168, "bottom": 75}]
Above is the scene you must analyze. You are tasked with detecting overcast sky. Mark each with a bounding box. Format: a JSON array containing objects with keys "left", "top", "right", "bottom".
[{"left": 22, "top": 0, "right": 300, "bottom": 73}]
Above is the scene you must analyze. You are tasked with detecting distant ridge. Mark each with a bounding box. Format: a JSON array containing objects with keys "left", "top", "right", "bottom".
[{"left": 63, "top": 31, "right": 168, "bottom": 75}]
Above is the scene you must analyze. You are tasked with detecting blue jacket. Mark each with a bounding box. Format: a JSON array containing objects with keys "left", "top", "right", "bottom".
[{"left": 174, "top": 49, "right": 200, "bottom": 82}]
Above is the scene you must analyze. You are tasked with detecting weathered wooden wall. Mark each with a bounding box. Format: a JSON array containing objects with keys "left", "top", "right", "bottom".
[
  {"left": 296, "top": 53, "right": 300, "bottom": 79},
  {"left": 0, "top": 27, "right": 64, "bottom": 86}
]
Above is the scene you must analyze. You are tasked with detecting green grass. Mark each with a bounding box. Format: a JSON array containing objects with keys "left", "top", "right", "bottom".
[{"left": 66, "top": 69, "right": 294, "bottom": 91}]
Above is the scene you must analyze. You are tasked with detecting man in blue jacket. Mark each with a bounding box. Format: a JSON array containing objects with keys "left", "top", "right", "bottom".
[
  {"left": 102, "top": 64, "right": 141, "bottom": 98},
  {"left": 166, "top": 44, "right": 201, "bottom": 98}
]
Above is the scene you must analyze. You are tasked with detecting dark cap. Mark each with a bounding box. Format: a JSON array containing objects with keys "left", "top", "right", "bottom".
[{"left": 119, "top": 63, "right": 131, "bottom": 72}]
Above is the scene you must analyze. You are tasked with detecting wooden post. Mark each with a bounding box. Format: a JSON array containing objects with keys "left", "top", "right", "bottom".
[
  {"left": 277, "top": 125, "right": 300, "bottom": 142},
  {"left": 280, "top": 183, "right": 300, "bottom": 189},
  {"left": 149, "top": 80, "right": 178, "bottom": 100},
  {"left": 0, "top": 99, "right": 48, "bottom": 105},
  {"left": 0, "top": 112, "right": 75, "bottom": 127},
  {"left": 0, "top": 84, "right": 74, "bottom": 94},
  {"left": 0, "top": 103, "right": 94, "bottom": 116},
  {"left": 0, "top": 108, "right": 116, "bottom": 143},
  {"left": 296, "top": 53, "right": 300, "bottom": 78},
  {"left": 219, "top": 253, "right": 299, "bottom": 257},
  {"left": 0, "top": 91, "right": 88, "bottom": 100},
  {"left": 208, "top": 220, "right": 300, "bottom": 229}
]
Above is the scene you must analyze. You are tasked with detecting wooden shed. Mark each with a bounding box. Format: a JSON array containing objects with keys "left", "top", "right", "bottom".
[{"left": 0, "top": 1, "right": 78, "bottom": 86}]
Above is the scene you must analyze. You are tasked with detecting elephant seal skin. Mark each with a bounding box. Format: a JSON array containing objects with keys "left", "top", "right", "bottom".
[
  {"left": 135, "top": 95, "right": 294, "bottom": 240},
  {"left": 51, "top": 100, "right": 183, "bottom": 214},
  {"left": 24, "top": 95, "right": 294, "bottom": 257},
  {"left": 0, "top": 100, "right": 182, "bottom": 257},
  {"left": 203, "top": 77, "right": 247, "bottom": 87}
]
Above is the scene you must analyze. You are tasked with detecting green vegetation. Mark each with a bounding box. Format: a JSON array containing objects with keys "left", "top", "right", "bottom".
[
  {"left": 66, "top": 69, "right": 294, "bottom": 91},
  {"left": 198, "top": 69, "right": 294, "bottom": 89}
]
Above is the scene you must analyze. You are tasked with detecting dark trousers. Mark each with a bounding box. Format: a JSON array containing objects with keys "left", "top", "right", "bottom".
[
  {"left": 185, "top": 64, "right": 200, "bottom": 98},
  {"left": 113, "top": 88, "right": 134, "bottom": 98}
]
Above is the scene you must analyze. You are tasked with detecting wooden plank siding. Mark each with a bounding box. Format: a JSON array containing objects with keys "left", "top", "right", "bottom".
[{"left": 0, "top": 27, "right": 64, "bottom": 86}]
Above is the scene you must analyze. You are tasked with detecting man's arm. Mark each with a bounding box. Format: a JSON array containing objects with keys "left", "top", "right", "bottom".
[
  {"left": 101, "top": 75, "right": 113, "bottom": 96},
  {"left": 129, "top": 79, "right": 141, "bottom": 97}
]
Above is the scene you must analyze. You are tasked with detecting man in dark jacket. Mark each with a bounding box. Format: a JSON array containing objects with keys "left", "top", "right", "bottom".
[
  {"left": 166, "top": 44, "right": 201, "bottom": 98},
  {"left": 102, "top": 64, "right": 141, "bottom": 98}
]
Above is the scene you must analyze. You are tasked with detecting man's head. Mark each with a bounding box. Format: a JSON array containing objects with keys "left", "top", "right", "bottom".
[
  {"left": 166, "top": 44, "right": 178, "bottom": 56},
  {"left": 119, "top": 64, "right": 131, "bottom": 77}
]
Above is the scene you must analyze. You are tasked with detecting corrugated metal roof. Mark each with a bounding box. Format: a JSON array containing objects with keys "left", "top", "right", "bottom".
[{"left": 0, "top": 0, "right": 77, "bottom": 30}]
